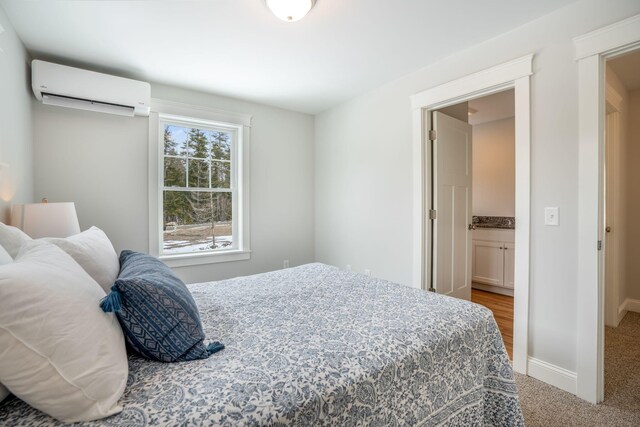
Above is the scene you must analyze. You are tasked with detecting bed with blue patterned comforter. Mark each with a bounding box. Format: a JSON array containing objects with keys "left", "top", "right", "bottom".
[{"left": 0, "top": 263, "right": 523, "bottom": 426}]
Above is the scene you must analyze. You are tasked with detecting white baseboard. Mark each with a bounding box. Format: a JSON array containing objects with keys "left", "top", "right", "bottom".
[
  {"left": 527, "top": 357, "right": 577, "bottom": 395},
  {"left": 471, "top": 282, "right": 513, "bottom": 296},
  {"left": 619, "top": 298, "right": 640, "bottom": 315}
]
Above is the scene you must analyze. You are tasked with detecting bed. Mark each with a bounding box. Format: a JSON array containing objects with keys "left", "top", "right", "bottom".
[{"left": 0, "top": 263, "right": 523, "bottom": 426}]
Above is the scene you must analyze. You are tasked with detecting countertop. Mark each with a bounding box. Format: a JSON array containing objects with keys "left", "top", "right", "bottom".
[{"left": 472, "top": 216, "right": 515, "bottom": 230}]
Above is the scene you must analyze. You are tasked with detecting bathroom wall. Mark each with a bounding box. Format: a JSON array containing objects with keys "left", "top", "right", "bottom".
[{"left": 472, "top": 117, "right": 515, "bottom": 217}]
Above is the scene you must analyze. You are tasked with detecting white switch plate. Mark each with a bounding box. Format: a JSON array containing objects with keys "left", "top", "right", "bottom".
[
  {"left": 283, "top": 259, "right": 289, "bottom": 268},
  {"left": 545, "top": 207, "right": 559, "bottom": 226},
  {"left": 346, "top": 264, "right": 351, "bottom": 272},
  {"left": 364, "top": 269, "right": 371, "bottom": 277}
]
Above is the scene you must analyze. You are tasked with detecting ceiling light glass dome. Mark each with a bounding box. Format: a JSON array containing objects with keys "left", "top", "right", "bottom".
[{"left": 266, "top": 0, "right": 315, "bottom": 22}]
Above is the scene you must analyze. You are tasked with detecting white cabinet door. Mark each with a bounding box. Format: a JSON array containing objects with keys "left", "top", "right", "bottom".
[
  {"left": 503, "top": 242, "right": 515, "bottom": 289},
  {"left": 472, "top": 240, "right": 504, "bottom": 286}
]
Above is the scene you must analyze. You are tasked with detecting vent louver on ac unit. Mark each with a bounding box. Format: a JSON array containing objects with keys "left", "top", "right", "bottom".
[
  {"left": 41, "top": 93, "right": 136, "bottom": 117},
  {"left": 32, "top": 60, "right": 151, "bottom": 117}
]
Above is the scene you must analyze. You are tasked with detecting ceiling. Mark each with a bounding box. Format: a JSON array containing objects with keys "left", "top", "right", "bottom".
[
  {"left": 608, "top": 49, "right": 640, "bottom": 91},
  {"left": 468, "top": 89, "right": 514, "bottom": 126},
  {"left": 0, "top": 0, "right": 579, "bottom": 114}
]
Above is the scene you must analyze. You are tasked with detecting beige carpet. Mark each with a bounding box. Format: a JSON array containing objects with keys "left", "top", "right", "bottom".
[{"left": 516, "top": 312, "right": 640, "bottom": 426}]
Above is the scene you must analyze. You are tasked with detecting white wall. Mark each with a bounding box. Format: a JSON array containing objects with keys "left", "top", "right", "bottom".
[
  {"left": 472, "top": 117, "right": 515, "bottom": 217},
  {"left": 33, "top": 104, "right": 149, "bottom": 250},
  {"left": 625, "top": 89, "right": 640, "bottom": 301},
  {"left": 315, "top": 0, "right": 640, "bottom": 375},
  {"left": 34, "top": 84, "right": 315, "bottom": 284},
  {"left": 0, "top": 6, "right": 33, "bottom": 222}
]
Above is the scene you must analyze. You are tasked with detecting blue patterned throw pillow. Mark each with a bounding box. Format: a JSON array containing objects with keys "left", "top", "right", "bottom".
[{"left": 101, "top": 250, "right": 224, "bottom": 362}]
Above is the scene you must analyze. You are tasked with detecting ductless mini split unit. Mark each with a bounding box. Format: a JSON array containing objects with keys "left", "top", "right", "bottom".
[{"left": 31, "top": 60, "right": 151, "bottom": 117}]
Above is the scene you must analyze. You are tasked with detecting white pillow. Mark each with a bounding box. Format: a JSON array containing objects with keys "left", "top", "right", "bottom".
[
  {"left": 0, "top": 245, "right": 10, "bottom": 403},
  {"left": 0, "top": 222, "right": 31, "bottom": 258},
  {"left": 0, "top": 244, "right": 12, "bottom": 265},
  {"left": 44, "top": 226, "right": 119, "bottom": 293},
  {"left": 0, "top": 240, "right": 128, "bottom": 422}
]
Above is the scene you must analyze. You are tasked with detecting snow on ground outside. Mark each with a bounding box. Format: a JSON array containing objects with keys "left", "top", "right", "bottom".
[{"left": 163, "top": 236, "right": 233, "bottom": 254}]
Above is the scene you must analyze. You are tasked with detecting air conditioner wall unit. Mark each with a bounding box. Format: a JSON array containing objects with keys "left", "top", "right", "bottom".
[{"left": 31, "top": 60, "right": 151, "bottom": 117}]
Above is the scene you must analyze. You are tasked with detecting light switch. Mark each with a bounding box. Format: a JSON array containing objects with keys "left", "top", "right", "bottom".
[{"left": 545, "top": 207, "right": 559, "bottom": 226}]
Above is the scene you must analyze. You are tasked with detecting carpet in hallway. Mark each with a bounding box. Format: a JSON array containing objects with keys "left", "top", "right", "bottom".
[{"left": 515, "top": 312, "right": 640, "bottom": 426}]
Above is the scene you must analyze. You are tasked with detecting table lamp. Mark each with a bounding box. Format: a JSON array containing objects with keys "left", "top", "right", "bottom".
[{"left": 10, "top": 199, "right": 80, "bottom": 238}]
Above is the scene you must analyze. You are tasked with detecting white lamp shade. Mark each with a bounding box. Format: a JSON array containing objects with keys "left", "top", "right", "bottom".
[
  {"left": 11, "top": 202, "right": 80, "bottom": 238},
  {"left": 266, "top": 0, "right": 315, "bottom": 22}
]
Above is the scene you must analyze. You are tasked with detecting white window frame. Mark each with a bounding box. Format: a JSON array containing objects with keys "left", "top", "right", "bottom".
[{"left": 148, "top": 99, "right": 252, "bottom": 267}]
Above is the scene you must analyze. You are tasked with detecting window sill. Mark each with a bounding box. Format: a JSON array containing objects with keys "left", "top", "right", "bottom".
[{"left": 160, "top": 250, "right": 251, "bottom": 268}]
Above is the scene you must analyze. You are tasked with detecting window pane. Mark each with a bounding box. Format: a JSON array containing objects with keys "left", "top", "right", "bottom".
[
  {"left": 186, "top": 128, "right": 210, "bottom": 158},
  {"left": 164, "top": 157, "right": 186, "bottom": 187},
  {"left": 162, "top": 191, "right": 233, "bottom": 254},
  {"left": 210, "top": 131, "right": 231, "bottom": 160},
  {"left": 211, "top": 161, "right": 231, "bottom": 188},
  {"left": 165, "top": 125, "right": 231, "bottom": 160},
  {"left": 164, "top": 125, "right": 187, "bottom": 156},
  {"left": 188, "top": 159, "right": 209, "bottom": 188}
]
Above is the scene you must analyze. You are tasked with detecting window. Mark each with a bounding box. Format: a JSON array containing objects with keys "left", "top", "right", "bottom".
[{"left": 149, "top": 100, "right": 251, "bottom": 267}]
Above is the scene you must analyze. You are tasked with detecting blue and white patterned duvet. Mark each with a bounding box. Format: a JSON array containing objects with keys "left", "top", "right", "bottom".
[{"left": 0, "top": 263, "right": 523, "bottom": 426}]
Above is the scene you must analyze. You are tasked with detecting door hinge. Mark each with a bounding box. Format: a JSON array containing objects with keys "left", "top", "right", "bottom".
[
  {"left": 429, "top": 209, "right": 437, "bottom": 220},
  {"left": 428, "top": 129, "right": 437, "bottom": 141},
  {"left": 598, "top": 240, "right": 602, "bottom": 251}
]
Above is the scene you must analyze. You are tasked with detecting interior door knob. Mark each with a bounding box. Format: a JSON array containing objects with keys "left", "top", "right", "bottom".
[{"left": 606, "top": 226, "right": 612, "bottom": 233}]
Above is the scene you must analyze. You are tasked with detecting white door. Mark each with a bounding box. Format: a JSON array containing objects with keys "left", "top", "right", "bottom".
[
  {"left": 432, "top": 111, "right": 473, "bottom": 300},
  {"left": 604, "top": 111, "right": 620, "bottom": 327},
  {"left": 472, "top": 240, "right": 504, "bottom": 286}
]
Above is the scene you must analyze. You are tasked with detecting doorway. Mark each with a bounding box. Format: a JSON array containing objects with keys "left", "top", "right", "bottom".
[
  {"left": 575, "top": 14, "right": 640, "bottom": 404},
  {"left": 429, "top": 90, "right": 516, "bottom": 358},
  {"left": 410, "top": 54, "right": 532, "bottom": 374},
  {"left": 602, "top": 49, "right": 640, "bottom": 408}
]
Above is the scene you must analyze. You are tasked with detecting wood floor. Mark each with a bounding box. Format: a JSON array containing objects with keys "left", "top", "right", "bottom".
[{"left": 471, "top": 288, "right": 514, "bottom": 359}]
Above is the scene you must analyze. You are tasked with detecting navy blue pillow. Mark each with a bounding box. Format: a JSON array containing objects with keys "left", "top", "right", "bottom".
[{"left": 101, "top": 250, "right": 223, "bottom": 362}]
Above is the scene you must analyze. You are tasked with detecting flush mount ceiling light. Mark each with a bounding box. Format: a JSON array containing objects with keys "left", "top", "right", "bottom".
[{"left": 266, "top": 0, "right": 316, "bottom": 22}]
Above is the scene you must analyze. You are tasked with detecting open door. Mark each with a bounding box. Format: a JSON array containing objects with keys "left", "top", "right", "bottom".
[
  {"left": 604, "top": 109, "right": 620, "bottom": 327},
  {"left": 430, "top": 111, "right": 473, "bottom": 300}
]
